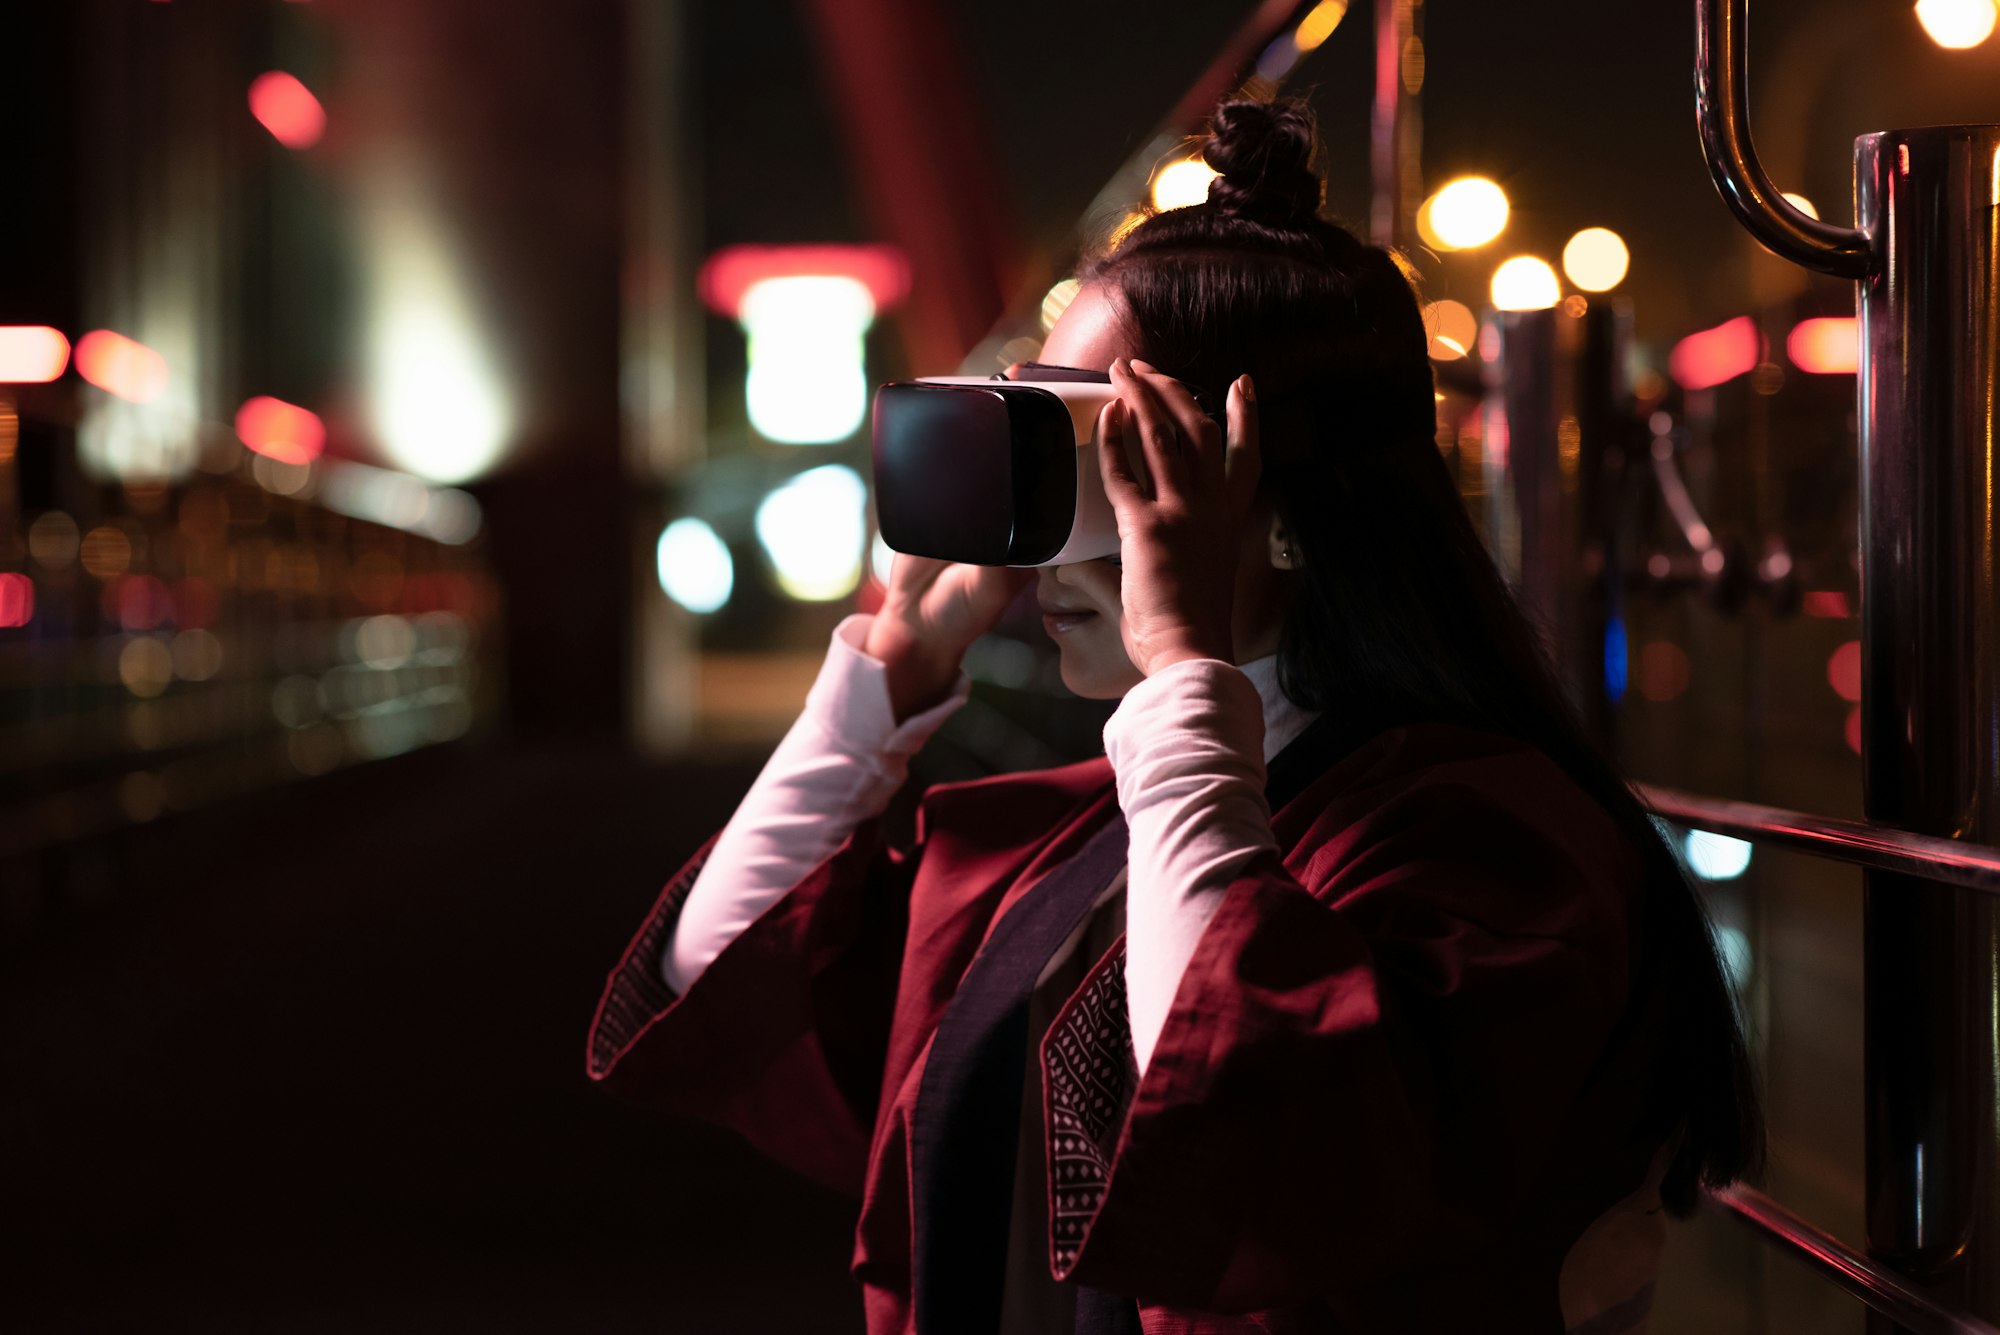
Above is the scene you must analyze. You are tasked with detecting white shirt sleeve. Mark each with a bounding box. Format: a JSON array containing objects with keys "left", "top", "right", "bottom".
[
  {"left": 660, "top": 613, "right": 973, "bottom": 994},
  {"left": 1102, "top": 658, "right": 1277, "bottom": 1077}
]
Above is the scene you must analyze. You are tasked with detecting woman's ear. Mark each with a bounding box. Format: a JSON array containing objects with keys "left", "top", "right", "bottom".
[{"left": 1267, "top": 512, "right": 1303, "bottom": 570}]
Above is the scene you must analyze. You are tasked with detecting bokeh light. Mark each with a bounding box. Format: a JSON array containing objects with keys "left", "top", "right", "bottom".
[
  {"left": 1151, "top": 158, "right": 1219, "bottom": 212},
  {"left": 365, "top": 198, "right": 511, "bottom": 484},
  {"left": 870, "top": 531, "right": 897, "bottom": 586},
  {"left": 1670, "top": 315, "right": 1762, "bottom": 391},
  {"left": 1040, "top": 278, "right": 1081, "bottom": 333},
  {"left": 0, "top": 572, "right": 32, "bottom": 628},
  {"left": 657, "top": 517, "right": 734, "bottom": 615},
  {"left": 1421, "top": 299, "right": 1478, "bottom": 360},
  {"left": 1781, "top": 192, "right": 1820, "bottom": 220},
  {"left": 1294, "top": 0, "right": 1349, "bottom": 50},
  {"left": 248, "top": 71, "right": 326, "bottom": 149},
  {"left": 741, "top": 275, "right": 875, "bottom": 444},
  {"left": 1684, "top": 829, "right": 1753, "bottom": 880},
  {"left": 75, "top": 330, "right": 168, "bottom": 403},
  {"left": 1916, "top": 0, "right": 1998, "bottom": 48},
  {"left": 1490, "top": 256, "right": 1560, "bottom": 311},
  {"left": 236, "top": 396, "right": 326, "bottom": 464},
  {"left": 171, "top": 628, "right": 224, "bottom": 681},
  {"left": 1561, "top": 228, "right": 1629, "bottom": 292},
  {"left": 754, "top": 464, "right": 867, "bottom": 602},
  {"left": 0, "top": 326, "right": 71, "bottom": 383},
  {"left": 118, "top": 635, "right": 174, "bottom": 699},
  {"left": 1419, "top": 177, "right": 1509, "bottom": 250},
  {"left": 1788, "top": 317, "right": 1859, "bottom": 375},
  {"left": 28, "top": 512, "right": 81, "bottom": 570},
  {"left": 80, "top": 524, "right": 134, "bottom": 579},
  {"left": 1828, "top": 640, "right": 1862, "bottom": 702}
]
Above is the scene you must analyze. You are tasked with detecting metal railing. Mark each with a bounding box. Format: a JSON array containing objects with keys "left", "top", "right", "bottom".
[
  {"left": 1684, "top": 0, "right": 2000, "bottom": 1325},
  {"left": 1657, "top": 780, "right": 2000, "bottom": 1330},
  {"left": 1640, "top": 786, "right": 2000, "bottom": 899},
  {"left": 1708, "top": 1184, "right": 2000, "bottom": 1335}
]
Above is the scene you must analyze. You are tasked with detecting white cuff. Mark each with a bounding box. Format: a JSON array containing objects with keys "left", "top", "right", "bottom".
[{"left": 806, "top": 614, "right": 974, "bottom": 759}]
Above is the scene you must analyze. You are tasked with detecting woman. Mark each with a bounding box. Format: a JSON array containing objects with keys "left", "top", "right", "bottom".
[{"left": 588, "top": 98, "right": 1762, "bottom": 1334}]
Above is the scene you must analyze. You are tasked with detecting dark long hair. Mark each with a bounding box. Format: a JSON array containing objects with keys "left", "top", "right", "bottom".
[{"left": 1082, "top": 98, "right": 1763, "bottom": 1214}]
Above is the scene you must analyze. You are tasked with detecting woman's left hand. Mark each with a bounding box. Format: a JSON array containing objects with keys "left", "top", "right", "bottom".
[{"left": 1098, "top": 357, "right": 1261, "bottom": 677}]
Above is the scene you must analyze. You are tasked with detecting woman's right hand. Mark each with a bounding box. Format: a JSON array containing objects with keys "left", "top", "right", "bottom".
[{"left": 864, "top": 554, "right": 1032, "bottom": 722}]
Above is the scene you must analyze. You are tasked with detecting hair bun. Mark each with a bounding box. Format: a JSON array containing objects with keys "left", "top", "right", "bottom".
[{"left": 1201, "top": 99, "right": 1324, "bottom": 225}]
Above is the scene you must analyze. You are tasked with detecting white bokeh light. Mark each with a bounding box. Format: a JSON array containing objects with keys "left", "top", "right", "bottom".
[
  {"left": 1491, "top": 256, "right": 1561, "bottom": 311},
  {"left": 362, "top": 194, "right": 510, "bottom": 484},
  {"left": 657, "top": 517, "right": 734, "bottom": 615},
  {"left": 1683, "top": 829, "right": 1754, "bottom": 880},
  {"left": 1561, "top": 228, "right": 1630, "bottom": 292},
  {"left": 741, "top": 276, "right": 876, "bottom": 444},
  {"left": 1151, "top": 158, "right": 1220, "bottom": 211},
  {"left": 755, "top": 465, "right": 868, "bottom": 601}
]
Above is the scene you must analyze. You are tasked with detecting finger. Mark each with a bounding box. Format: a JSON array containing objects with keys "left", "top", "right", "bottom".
[
  {"left": 1110, "top": 358, "right": 1190, "bottom": 505},
  {"left": 1003, "top": 361, "right": 1027, "bottom": 380},
  {"left": 1095, "top": 399, "right": 1147, "bottom": 504},
  {"left": 1225, "top": 374, "right": 1261, "bottom": 514},
  {"left": 1127, "top": 358, "right": 1224, "bottom": 488}
]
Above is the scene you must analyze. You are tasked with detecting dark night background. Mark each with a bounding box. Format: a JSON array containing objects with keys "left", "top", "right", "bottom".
[{"left": 1, "top": 1, "right": 1997, "bottom": 1330}]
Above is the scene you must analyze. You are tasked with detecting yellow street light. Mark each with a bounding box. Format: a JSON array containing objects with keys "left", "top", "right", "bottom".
[
  {"left": 1421, "top": 299, "right": 1478, "bottom": 360},
  {"left": 1152, "top": 158, "right": 1219, "bottom": 212},
  {"left": 1295, "top": 0, "right": 1349, "bottom": 51},
  {"left": 1916, "top": 0, "right": 1997, "bottom": 48},
  {"left": 1491, "top": 256, "right": 1561, "bottom": 311},
  {"left": 1561, "top": 228, "right": 1630, "bottom": 292},
  {"left": 1418, "top": 176, "right": 1509, "bottom": 251}
]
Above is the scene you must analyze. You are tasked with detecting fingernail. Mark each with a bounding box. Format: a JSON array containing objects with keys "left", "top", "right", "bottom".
[
  {"left": 1111, "top": 357, "right": 1128, "bottom": 376},
  {"left": 1238, "top": 374, "right": 1256, "bottom": 404}
]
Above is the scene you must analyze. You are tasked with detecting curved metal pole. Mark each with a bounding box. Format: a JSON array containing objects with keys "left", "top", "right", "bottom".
[{"left": 1694, "top": 0, "right": 1873, "bottom": 278}]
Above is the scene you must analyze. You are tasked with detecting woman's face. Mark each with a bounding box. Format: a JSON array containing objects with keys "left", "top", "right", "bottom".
[{"left": 1033, "top": 282, "right": 1289, "bottom": 700}]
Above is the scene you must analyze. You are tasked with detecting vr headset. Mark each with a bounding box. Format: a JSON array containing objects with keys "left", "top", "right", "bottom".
[{"left": 871, "top": 364, "right": 1217, "bottom": 567}]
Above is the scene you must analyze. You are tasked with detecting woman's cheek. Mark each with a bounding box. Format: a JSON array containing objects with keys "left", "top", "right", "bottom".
[{"left": 1075, "top": 563, "right": 1126, "bottom": 617}]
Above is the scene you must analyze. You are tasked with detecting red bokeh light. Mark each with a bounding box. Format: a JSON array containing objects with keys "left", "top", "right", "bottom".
[
  {"left": 0, "top": 573, "right": 33, "bottom": 628},
  {"left": 108, "top": 574, "right": 175, "bottom": 632},
  {"left": 235, "top": 395, "right": 326, "bottom": 464},
  {"left": 0, "top": 326, "right": 71, "bottom": 383},
  {"left": 698, "top": 244, "right": 911, "bottom": 319},
  {"left": 1845, "top": 706, "right": 1863, "bottom": 755},
  {"left": 248, "top": 71, "right": 326, "bottom": 150},
  {"left": 1801, "top": 590, "right": 1851, "bottom": 618},
  {"left": 1827, "top": 640, "right": 1862, "bottom": 702},
  {"left": 1669, "top": 315, "right": 1763, "bottom": 392},
  {"left": 75, "top": 330, "right": 169, "bottom": 403}
]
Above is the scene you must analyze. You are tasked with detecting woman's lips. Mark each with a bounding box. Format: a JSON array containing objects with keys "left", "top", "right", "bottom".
[{"left": 1041, "top": 610, "right": 1098, "bottom": 634}]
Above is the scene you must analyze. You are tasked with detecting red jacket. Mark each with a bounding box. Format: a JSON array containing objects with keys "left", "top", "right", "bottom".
[{"left": 586, "top": 716, "right": 1666, "bottom": 1333}]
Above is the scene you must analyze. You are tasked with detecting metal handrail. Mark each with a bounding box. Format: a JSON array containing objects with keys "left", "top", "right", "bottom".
[
  {"left": 1709, "top": 1185, "right": 2000, "bottom": 1334},
  {"left": 1694, "top": 0, "right": 1873, "bottom": 276},
  {"left": 1636, "top": 783, "right": 2000, "bottom": 897}
]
